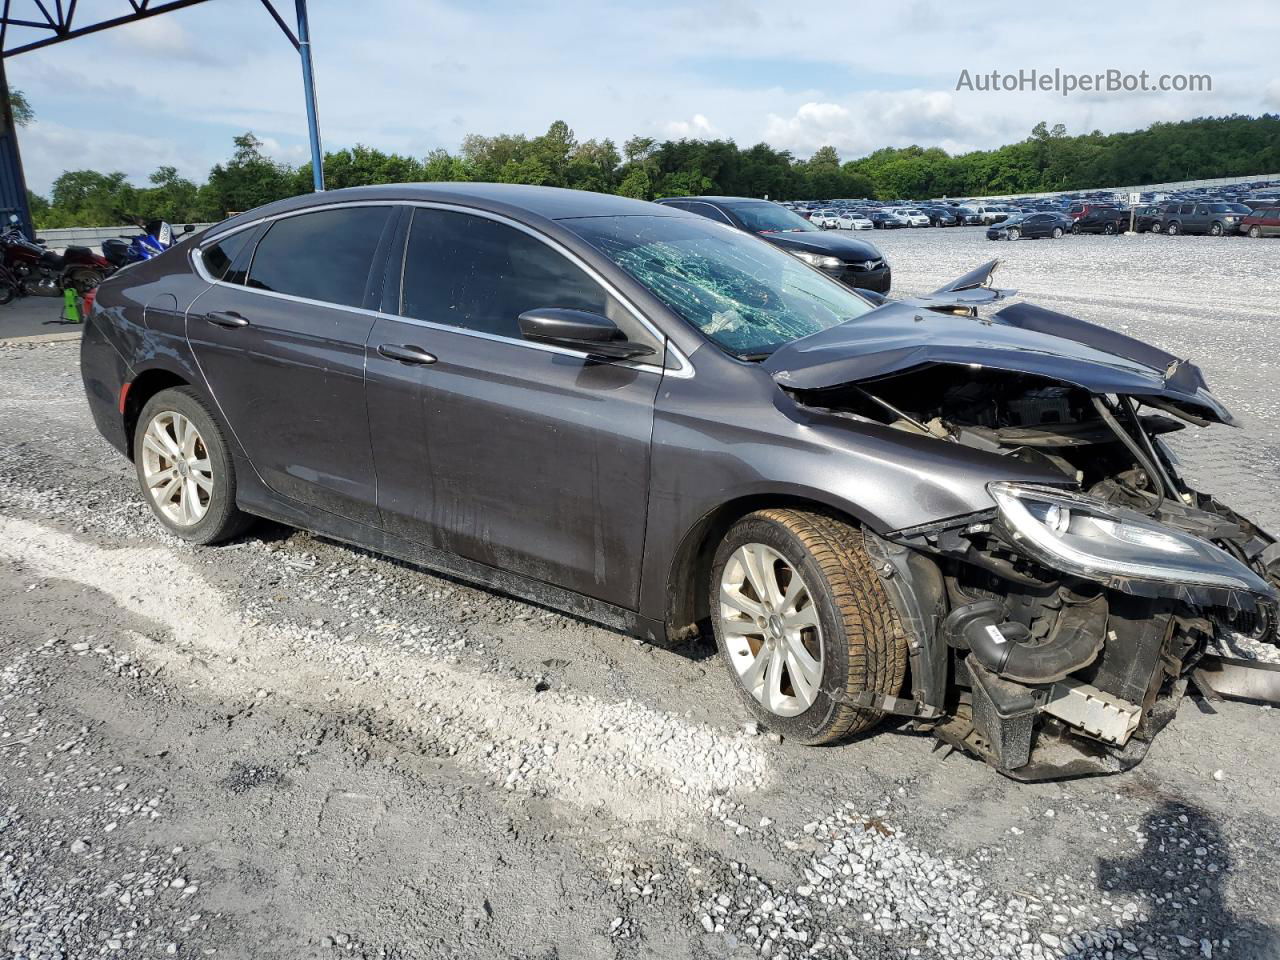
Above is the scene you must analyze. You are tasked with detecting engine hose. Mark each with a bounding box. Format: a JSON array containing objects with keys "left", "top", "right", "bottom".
[
  {"left": 1091, "top": 396, "right": 1164, "bottom": 515},
  {"left": 943, "top": 598, "right": 1104, "bottom": 685}
]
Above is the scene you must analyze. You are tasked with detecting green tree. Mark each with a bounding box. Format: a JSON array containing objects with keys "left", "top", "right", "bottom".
[{"left": 8, "top": 88, "right": 33, "bottom": 126}]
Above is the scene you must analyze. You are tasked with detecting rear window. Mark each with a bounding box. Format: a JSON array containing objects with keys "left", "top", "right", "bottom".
[
  {"left": 201, "top": 229, "right": 254, "bottom": 283},
  {"left": 246, "top": 206, "right": 391, "bottom": 308}
]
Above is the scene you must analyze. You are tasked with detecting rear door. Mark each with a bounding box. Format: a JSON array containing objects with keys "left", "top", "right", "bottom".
[
  {"left": 364, "top": 206, "right": 667, "bottom": 609},
  {"left": 187, "top": 204, "right": 397, "bottom": 525}
]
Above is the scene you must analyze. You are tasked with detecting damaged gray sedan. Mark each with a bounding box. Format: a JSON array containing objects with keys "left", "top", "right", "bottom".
[{"left": 81, "top": 185, "right": 1279, "bottom": 780}]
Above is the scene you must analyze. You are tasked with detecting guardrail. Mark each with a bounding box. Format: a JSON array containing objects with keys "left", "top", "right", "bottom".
[{"left": 36, "top": 223, "right": 216, "bottom": 247}]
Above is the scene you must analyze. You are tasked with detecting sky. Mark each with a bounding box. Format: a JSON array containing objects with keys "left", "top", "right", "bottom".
[{"left": 6, "top": 0, "right": 1279, "bottom": 194}]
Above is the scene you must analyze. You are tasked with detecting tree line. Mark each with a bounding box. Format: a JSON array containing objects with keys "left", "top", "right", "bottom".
[{"left": 27, "top": 114, "right": 1280, "bottom": 229}]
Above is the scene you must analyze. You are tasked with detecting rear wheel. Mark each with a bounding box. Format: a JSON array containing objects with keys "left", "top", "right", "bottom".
[
  {"left": 1051, "top": 227, "right": 1063, "bottom": 239},
  {"left": 710, "top": 509, "right": 907, "bottom": 744},
  {"left": 133, "top": 387, "right": 251, "bottom": 544},
  {"left": 1151, "top": 222, "right": 1162, "bottom": 233},
  {"left": 1103, "top": 222, "right": 1117, "bottom": 235}
]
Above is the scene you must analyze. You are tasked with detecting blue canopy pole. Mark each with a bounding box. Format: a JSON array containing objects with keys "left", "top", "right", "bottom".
[{"left": 295, "top": 0, "right": 324, "bottom": 191}]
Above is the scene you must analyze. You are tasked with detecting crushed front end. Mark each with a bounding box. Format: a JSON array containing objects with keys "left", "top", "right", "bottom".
[{"left": 770, "top": 262, "right": 1280, "bottom": 778}]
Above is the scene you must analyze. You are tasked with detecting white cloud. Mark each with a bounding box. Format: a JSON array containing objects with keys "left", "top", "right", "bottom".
[
  {"left": 4, "top": 0, "right": 1276, "bottom": 192},
  {"left": 664, "top": 114, "right": 719, "bottom": 138},
  {"left": 1266, "top": 78, "right": 1280, "bottom": 109}
]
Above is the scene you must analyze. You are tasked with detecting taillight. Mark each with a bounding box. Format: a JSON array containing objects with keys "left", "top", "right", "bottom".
[{"left": 82, "top": 288, "right": 97, "bottom": 315}]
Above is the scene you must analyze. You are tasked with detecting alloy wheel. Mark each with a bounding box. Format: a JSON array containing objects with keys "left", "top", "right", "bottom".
[
  {"left": 719, "top": 542, "right": 823, "bottom": 717},
  {"left": 141, "top": 410, "right": 214, "bottom": 526}
]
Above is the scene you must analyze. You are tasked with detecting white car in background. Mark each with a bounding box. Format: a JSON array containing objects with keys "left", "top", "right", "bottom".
[
  {"left": 891, "top": 207, "right": 932, "bottom": 227},
  {"left": 836, "top": 211, "right": 874, "bottom": 230},
  {"left": 810, "top": 209, "right": 842, "bottom": 229}
]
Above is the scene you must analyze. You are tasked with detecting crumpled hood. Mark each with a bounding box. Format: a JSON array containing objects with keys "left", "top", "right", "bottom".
[
  {"left": 764, "top": 294, "right": 1233, "bottom": 425},
  {"left": 761, "top": 231, "right": 884, "bottom": 263}
]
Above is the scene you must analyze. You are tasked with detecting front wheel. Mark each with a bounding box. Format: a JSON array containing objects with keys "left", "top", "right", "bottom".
[
  {"left": 1071, "top": 222, "right": 1081, "bottom": 234},
  {"left": 1007, "top": 227, "right": 1021, "bottom": 241},
  {"left": 711, "top": 509, "right": 907, "bottom": 744},
  {"left": 1167, "top": 222, "right": 1181, "bottom": 235},
  {"left": 1250, "top": 225, "right": 1262, "bottom": 238},
  {"left": 1209, "top": 222, "right": 1224, "bottom": 236},
  {"left": 1103, "top": 222, "right": 1117, "bottom": 235},
  {"left": 133, "top": 387, "right": 252, "bottom": 544}
]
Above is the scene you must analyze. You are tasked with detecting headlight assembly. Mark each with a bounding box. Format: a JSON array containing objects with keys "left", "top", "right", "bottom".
[
  {"left": 792, "top": 251, "right": 842, "bottom": 269},
  {"left": 988, "top": 482, "right": 1276, "bottom": 596}
]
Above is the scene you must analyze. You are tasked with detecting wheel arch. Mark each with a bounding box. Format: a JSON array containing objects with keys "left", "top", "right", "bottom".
[
  {"left": 122, "top": 366, "right": 194, "bottom": 458},
  {"left": 662, "top": 490, "right": 874, "bottom": 643}
]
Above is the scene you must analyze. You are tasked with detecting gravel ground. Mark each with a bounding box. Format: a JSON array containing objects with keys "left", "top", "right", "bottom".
[{"left": 1, "top": 227, "right": 1279, "bottom": 959}]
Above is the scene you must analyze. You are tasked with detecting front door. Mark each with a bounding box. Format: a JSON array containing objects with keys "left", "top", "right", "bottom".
[
  {"left": 364, "top": 206, "right": 665, "bottom": 609},
  {"left": 187, "top": 205, "right": 396, "bottom": 525}
]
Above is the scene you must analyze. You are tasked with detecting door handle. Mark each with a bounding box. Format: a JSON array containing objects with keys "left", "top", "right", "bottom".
[
  {"left": 378, "top": 344, "right": 437, "bottom": 365},
  {"left": 206, "top": 311, "right": 249, "bottom": 329}
]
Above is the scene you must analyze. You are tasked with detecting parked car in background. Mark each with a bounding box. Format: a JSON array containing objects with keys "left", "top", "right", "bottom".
[
  {"left": 1072, "top": 206, "right": 1129, "bottom": 235},
  {"left": 954, "top": 205, "right": 983, "bottom": 225},
  {"left": 655, "top": 196, "right": 891, "bottom": 293},
  {"left": 973, "top": 205, "right": 1010, "bottom": 224},
  {"left": 806, "top": 209, "right": 839, "bottom": 229},
  {"left": 1242, "top": 205, "right": 1280, "bottom": 238},
  {"left": 836, "top": 211, "right": 873, "bottom": 230},
  {"left": 921, "top": 206, "right": 960, "bottom": 226},
  {"left": 986, "top": 212, "right": 1072, "bottom": 240},
  {"left": 80, "top": 184, "right": 1280, "bottom": 780},
  {"left": 867, "top": 210, "right": 908, "bottom": 229},
  {"left": 1132, "top": 205, "right": 1165, "bottom": 232},
  {"left": 890, "top": 208, "right": 931, "bottom": 227},
  {"left": 1163, "top": 201, "right": 1248, "bottom": 236}
]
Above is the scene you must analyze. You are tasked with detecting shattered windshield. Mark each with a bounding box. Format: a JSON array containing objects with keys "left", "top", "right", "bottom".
[{"left": 566, "top": 215, "right": 874, "bottom": 357}]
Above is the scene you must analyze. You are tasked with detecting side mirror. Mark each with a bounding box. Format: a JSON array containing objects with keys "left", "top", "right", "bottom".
[
  {"left": 518, "top": 308, "right": 655, "bottom": 360},
  {"left": 183, "top": 224, "right": 195, "bottom": 233}
]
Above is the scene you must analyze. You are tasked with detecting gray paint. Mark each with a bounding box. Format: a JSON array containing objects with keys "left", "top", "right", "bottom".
[{"left": 77, "top": 183, "right": 1238, "bottom": 639}]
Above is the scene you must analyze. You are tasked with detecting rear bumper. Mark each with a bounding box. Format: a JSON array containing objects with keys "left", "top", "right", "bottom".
[{"left": 79, "top": 311, "right": 131, "bottom": 458}]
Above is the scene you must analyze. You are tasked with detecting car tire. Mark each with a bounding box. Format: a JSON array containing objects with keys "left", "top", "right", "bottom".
[
  {"left": 1167, "top": 222, "right": 1180, "bottom": 235},
  {"left": 1007, "top": 227, "right": 1021, "bottom": 240},
  {"left": 1103, "top": 222, "right": 1117, "bottom": 235},
  {"left": 1210, "top": 222, "right": 1224, "bottom": 236},
  {"left": 1250, "top": 225, "right": 1262, "bottom": 238},
  {"left": 1051, "top": 227, "right": 1063, "bottom": 239},
  {"left": 710, "top": 509, "right": 907, "bottom": 745},
  {"left": 133, "top": 386, "right": 252, "bottom": 545},
  {"left": 1071, "top": 222, "right": 1081, "bottom": 234},
  {"left": 1151, "top": 222, "right": 1162, "bottom": 234}
]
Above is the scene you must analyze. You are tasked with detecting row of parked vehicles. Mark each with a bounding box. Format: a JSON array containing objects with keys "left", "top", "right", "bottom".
[{"left": 781, "top": 183, "right": 1280, "bottom": 241}]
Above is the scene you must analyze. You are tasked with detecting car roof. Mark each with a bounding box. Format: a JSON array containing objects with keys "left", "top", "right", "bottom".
[
  {"left": 207, "top": 183, "right": 686, "bottom": 240},
  {"left": 659, "top": 195, "right": 779, "bottom": 205}
]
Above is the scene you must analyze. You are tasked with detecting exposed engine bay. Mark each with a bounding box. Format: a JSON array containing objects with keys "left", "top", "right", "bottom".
[{"left": 774, "top": 263, "right": 1280, "bottom": 778}]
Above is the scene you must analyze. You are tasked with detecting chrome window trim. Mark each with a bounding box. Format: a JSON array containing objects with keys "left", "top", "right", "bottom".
[{"left": 190, "top": 198, "right": 693, "bottom": 380}]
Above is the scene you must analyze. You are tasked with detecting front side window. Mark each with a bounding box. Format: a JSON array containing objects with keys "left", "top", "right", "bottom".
[
  {"left": 400, "top": 208, "right": 653, "bottom": 350},
  {"left": 247, "top": 206, "right": 392, "bottom": 309},
  {"left": 685, "top": 202, "right": 735, "bottom": 226},
  {"left": 566, "top": 214, "right": 875, "bottom": 358}
]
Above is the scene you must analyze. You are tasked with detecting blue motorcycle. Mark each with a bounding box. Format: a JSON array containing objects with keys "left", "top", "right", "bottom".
[{"left": 101, "top": 219, "right": 193, "bottom": 270}]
